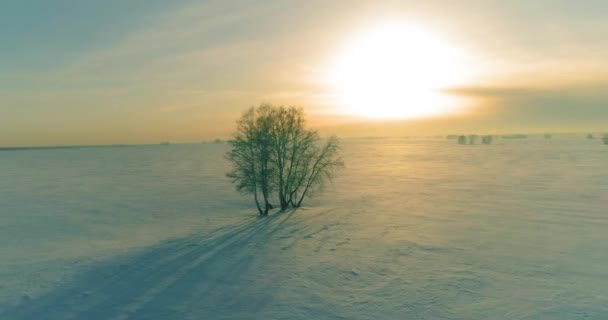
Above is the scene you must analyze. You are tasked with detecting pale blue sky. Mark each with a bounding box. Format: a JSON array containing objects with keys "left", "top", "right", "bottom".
[{"left": 2, "top": 0, "right": 607, "bottom": 146}]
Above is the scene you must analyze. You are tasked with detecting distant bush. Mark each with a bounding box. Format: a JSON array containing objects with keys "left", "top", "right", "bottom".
[
  {"left": 603, "top": 134, "right": 608, "bottom": 145},
  {"left": 586, "top": 133, "right": 594, "bottom": 139},
  {"left": 544, "top": 134, "right": 552, "bottom": 139},
  {"left": 481, "top": 135, "right": 493, "bottom": 144},
  {"left": 457, "top": 135, "right": 467, "bottom": 145}
]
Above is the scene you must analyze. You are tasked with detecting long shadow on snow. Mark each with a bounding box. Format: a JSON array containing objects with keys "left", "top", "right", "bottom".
[{"left": 2, "top": 210, "right": 296, "bottom": 320}]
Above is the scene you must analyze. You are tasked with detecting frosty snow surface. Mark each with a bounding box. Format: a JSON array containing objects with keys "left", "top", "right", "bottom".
[{"left": 1, "top": 136, "right": 607, "bottom": 319}]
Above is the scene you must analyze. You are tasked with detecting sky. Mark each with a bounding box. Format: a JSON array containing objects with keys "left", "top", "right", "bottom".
[{"left": 1, "top": 0, "right": 607, "bottom": 146}]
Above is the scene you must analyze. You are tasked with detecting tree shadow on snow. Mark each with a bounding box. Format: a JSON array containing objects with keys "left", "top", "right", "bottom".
[{"left": 2, "top": 210, "right": 296, "bottom": 320}]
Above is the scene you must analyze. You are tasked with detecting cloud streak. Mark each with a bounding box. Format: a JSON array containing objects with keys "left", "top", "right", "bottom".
[{"left": 2, "top": 0, "right": 608, "bottom": 146}]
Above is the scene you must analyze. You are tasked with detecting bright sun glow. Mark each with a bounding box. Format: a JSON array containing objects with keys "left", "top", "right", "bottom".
[{"left": 325, "top": 22, "right": 474, "bottom": 119}]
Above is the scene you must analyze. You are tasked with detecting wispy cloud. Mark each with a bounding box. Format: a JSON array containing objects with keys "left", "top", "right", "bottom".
[
  {"left": 444, "top": 81, "right": 608, "bottom": 129},
  {"left": 3, "top": 0, "right": 608, "bottom": 145}
]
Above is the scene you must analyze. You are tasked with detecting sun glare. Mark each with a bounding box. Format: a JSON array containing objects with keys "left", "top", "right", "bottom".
[{"left": 325, "top": 22, "right": 473, "bottom": 119}]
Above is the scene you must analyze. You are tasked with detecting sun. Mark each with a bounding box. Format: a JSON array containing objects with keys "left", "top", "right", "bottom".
[{"left": 325, "top": 22, "right": 473, "bottom": 119}]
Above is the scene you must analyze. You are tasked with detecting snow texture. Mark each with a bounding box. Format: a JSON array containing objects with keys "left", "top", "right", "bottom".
[{"left": 1, "top": 136, "right": 607, "bottom": 319}]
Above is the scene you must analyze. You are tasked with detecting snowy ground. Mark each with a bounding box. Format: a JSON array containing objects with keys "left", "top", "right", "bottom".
[{"left": 1, "top": 137, "right": 607, "bottom": 319}]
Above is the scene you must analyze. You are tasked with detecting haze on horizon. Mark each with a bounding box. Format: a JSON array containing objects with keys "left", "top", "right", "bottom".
[{"left": 2, "top": 0, "right": 607, "bottom": 147}]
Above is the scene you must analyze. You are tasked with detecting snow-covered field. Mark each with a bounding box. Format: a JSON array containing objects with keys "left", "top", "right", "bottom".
[{"left": 1, "top": 137, "right": 607, "bottom": 319}]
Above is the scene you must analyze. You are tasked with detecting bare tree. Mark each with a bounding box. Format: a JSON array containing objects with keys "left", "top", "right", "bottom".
[
  {"left": 226, "top": 107, "right": 275, "bottom": 215},
  {"left": 265, "top": 106, "right": 343, "bottom": 210},
  {"left": 227, "top": 104, "right": 343, "bottom": 214},
  {"left": 289, "top": 135, "right": 342, "bottom": 208}
]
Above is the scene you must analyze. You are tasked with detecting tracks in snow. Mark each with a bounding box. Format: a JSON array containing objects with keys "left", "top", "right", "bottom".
[{"left": 2, "top": 211, "right": 296, "bottom": 320}]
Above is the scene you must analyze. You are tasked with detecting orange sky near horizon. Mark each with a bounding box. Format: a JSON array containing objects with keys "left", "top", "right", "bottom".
[{"left": 2, "top": 1, "right": 608, "bottom": 146}]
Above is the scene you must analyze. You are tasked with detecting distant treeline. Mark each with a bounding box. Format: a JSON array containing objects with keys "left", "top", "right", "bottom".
[
  {"left": 500, "top": 134, "right": 528, "bottom": 139},
  {"left": 447, "top": 134, "right": 527, "bottom": 145},
  {"left": 447, "top": 133, "right": 608, "bottom": 145},
  {"left": 449, "top": 134, "right": 495, "bottom": 145},
  {"left": 0, "top": 144, "right": 133, "bottom": 152}
]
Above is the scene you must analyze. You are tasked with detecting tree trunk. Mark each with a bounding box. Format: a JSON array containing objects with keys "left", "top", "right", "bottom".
[
  {"left": 279, "top": 194, "right": 289, "bottom": 210},
  {"left": 253, "top": 190, "right": 264, "bottom": 215}
]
